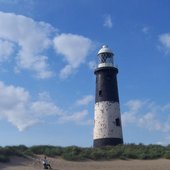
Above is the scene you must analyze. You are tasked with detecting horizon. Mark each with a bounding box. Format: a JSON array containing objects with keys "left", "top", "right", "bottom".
[{"left": 0, "top": 0, "right": 170, "bottom": 147}]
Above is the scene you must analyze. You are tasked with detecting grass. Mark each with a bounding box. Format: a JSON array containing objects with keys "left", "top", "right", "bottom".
[{"left": 0, "top": 144, "right": 170, "bottom": 162}]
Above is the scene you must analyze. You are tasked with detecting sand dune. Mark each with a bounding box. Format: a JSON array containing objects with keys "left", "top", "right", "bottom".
[{"left": 0, "top": 156, "right": 170, "bottom": 170}]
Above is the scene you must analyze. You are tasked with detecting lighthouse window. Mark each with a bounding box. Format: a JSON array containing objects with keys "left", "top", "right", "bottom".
[
  {"left": 116, "top": 118, "right": 121, "bottom": 126},
  {"left": 99, "top": 90, "right": 102, "bottom": 96}
]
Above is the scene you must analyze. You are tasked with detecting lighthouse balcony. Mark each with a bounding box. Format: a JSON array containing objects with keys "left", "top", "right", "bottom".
[{"left": 98, "top": 63, "right": 113, "bottom": 68}]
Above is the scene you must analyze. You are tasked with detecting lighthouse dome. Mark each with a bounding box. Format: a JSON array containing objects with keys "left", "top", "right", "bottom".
[{"left": 97, "top": 45, "right": 114, "bottom": 56}]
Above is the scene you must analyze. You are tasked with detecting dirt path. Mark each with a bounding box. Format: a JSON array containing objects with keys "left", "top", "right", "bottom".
[{"left": 0, "top": 156, "right": 170, "bottom": 170}]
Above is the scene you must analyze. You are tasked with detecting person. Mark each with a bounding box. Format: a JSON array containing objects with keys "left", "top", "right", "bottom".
[{"left": 42, "top": 156, "right": 52, "bottom": 169}]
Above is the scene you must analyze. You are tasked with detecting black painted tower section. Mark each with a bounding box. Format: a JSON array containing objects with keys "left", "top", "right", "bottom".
[{"left": 94, "top": 67, "right": 119, "bottom": 103}]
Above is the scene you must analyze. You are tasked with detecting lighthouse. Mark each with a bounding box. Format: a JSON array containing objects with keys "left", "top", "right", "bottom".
[{"left": 93, "top": 45, "right": 123, "bottom": 147}]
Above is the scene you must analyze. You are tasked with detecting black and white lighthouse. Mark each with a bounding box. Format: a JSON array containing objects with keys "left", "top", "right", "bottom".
[{"left": 93, "top": 45, "right": 123, "bottom": 147}]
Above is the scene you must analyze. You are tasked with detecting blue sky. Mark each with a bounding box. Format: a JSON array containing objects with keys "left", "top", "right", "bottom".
[{"left": 0, "top": 0, "right": 170, "bottom": 147}]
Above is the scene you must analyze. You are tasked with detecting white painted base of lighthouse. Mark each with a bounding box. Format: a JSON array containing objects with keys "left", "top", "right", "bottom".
[{"left": 93, "top": 101, "right": 123, "bottom": 146}]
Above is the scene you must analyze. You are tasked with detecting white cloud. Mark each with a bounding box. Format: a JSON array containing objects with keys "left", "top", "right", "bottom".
[
  {"left": 0, "top": 81, "right": 92, "bottom": 131},
  {"left": 59, "top": 64, "right": 73, "bottom": 79},
  {"left": 103, "top": 14, "right": 113, "bottom": 29},
  {"left": 122, "top": 99, "right": 170, "bottom": 134},
  {"left": 58, "top": 110, "right": 91, "bottom": 125},
  {"left": 76, "top": 95, "right": 94, "bottom": 106},
  {"left": 88, "top": 60, "right": 96, "bottom": 70},
  {"left": 125, "top": 100, "right": 145, "bottom": 112},
  {"left": 121, "top": 111, "right": 137, "bottom": 125},
  {"left": 0, "top": 0, "right": 33, "bottom": 4},
  {"left": 159, "top": 135, "right": 170, "bottom": 145},
  {"left": 0, "top": 12, "right": 54, "bottom": 78},
  {"left": 139, "top": 112, "right": 161, "bottom": 131},
  {"left": 57, "top": 95, "right": 94, "bottom": 124},
  {"left": 0, "top": 81, "right": 64, "bottom": 131},
  {"left": 31, "top": 101, "right": 63, "bottom": 117},
  {"left": 38, "top": 91, "right": 51, "bottom": 101},
  {"left": 142, "top": 26, "right": 149, "bottom": 34},
  {"left": 53, "top": 33, "right": 93, "bottom": 79},
  {"left": 162, "top": 103, "right": 170, "bottom": 111},
  {"left": 159, "top": 33, "right": 170, "bottom": 54},
  {"left": 0, "top": 39, "right": 14, "bottom": 62},
  {"left": 0, "top": 12, "right": 96, "bottom": 79},
  {"left": 0, "top": 81, "right": 37, "bottom": 131}
]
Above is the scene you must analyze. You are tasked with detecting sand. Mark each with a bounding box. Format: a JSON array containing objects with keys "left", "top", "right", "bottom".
[{"left": 0, "top": 156, "right": 170, "bottom": 170}]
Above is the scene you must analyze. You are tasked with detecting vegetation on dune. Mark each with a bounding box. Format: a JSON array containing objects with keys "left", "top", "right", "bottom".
[{"left": 1, "top": 144, "right": 170, "bottom": 162}]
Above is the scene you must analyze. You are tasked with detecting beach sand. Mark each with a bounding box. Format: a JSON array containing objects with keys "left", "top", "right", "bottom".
[{"left": 0, "top": 156, "right": 170, "bottom": 170}]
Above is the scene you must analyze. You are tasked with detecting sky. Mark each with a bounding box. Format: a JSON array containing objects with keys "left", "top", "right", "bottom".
[{"left": 0, "top": 0, "right": 170, "bottom": 147}]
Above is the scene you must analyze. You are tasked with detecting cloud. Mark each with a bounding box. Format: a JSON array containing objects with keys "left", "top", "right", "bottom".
[
  {"left": 122, "top": 99, "right": 170, "bottom": 133},
  {"left": 142, "top": 26, "right": 150, "bottom": 34},
  {"left": 0, "top": 81, "right": 92, "bottom": 131},
  {"left": 162, "top": 103, "right": 170, "bottom": 111},
  {"left": 0, "top": 12, "right": 54, "bottom": 78},
  {"left": 38, "top": 91, "right": 52, "bottom": 101},
  {"left": 53, "top": 33, "right": 93, "bottom": 79},
  {"left": 0, "top": 81, "right": 65, "bottom": 131},
  {"left": 139, "top": 112, "right": 161, "bottom": 131},
  {"left": 59, "top": 65, "right": 73, "bottom": 79},
  {"left": 76, "top": 95, "right": 94, "bottom": 106},
  {"left": 125, "top": 100, "right": 145, "bottom": 112},
  {"left": 30, "top": 101, "right": 63, "bottom": 117},
  {"left": 58, "top": 110, "right": 92, "bottom": 125},
  {"left": 0, "top": 0, "right": 29, "bottom": 4},
  {"left": 159, "top": 33, "right": 170, "bottom": 54},
  {"left": 0, "top": 0, "right": 35, "bottom": 16},
  {"left": 103, "top": 14, "right": 113, "bottom": 29},
  {"left": 58, "top": 95, "right": 94, "bottom": 125},
  {"left": 0, "top": 81, "right": 38, "bottom": 131},
  {"left": 88, "top": 60, "right": 96, "bottom": 70},
  {"left": 0, "top": 39, "right": 14, "bottom": 62},
  {"left": 156, "top": 134, "right": 170, "bottom": 146},
  {"left": 0, "top": 12, "right": 96, "bottom": 79},
  {"left": 0, "top": 0, "right": 17, "bottom": 4},
  {"left": 59, "top": 110, "right": 88, "bottom": 122}
]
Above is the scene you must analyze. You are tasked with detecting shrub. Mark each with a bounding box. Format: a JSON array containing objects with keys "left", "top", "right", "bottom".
[
  {"left": 89, "top": 148, "right": 106, "bottom": 160},
  {"left": 61, "top": 146, "right": 85, "bottom": 161},
  {"left": 164, "top": 148, "right": 170, "bottom": 159},
  {"left": 0, "top": 144, "right": 169, "bottom": 162},
  {"left": 0, "top": 155, "right": 10, "bottom": 163}
]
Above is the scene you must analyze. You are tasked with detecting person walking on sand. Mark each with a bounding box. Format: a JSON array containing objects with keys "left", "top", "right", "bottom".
[{"left": 42, "top": 156, "right": 52, "bottom": 169}]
